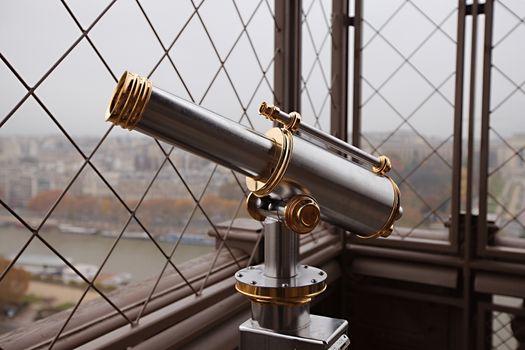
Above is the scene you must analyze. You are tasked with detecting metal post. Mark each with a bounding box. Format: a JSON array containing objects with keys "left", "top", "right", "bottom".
[
  {"left": 462, "top": 1, "right": 488, "bottom": 349},
  {"left": 264, "top": 219, "right": 299, "bottom": 279},
  {"left": 274, "top": 0, "right": 302, "bottom": 112},
  {"left": 251, "top": 219, "right": 310, "bottom": 331},
  {"left": 451, "top": 0, "right": 467, "bottom": 252},
  {"left": 351, "top": 0, "right": 362, "bottom": 148},
  {"left": 331, "top": 0, "right": 349, "bottom": 141},
  {"left": 478, "top": 0, "right": 494, "bottom": 255}
]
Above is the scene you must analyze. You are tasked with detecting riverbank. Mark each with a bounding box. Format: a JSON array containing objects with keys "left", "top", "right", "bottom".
[
  {"left": 27, "top": 280, "right": 99, "bottom": 306},
  {"left": 0, "top": 227, "right": 214, "bottom": 283}
]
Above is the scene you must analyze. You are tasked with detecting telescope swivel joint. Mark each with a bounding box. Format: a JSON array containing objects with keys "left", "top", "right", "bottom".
[{"left": 246, "top": 193, "right": 321, "bottom": 235}]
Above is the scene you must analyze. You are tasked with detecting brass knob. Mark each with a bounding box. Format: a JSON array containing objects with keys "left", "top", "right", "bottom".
[
  {"left": 372, "top": 155, "right": 391, "bottom": 176},
  {"left": 284, "top": 195, "right": 320, "bottom": 234}
]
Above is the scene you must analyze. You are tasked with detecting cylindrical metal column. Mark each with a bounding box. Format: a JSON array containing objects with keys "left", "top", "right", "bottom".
[
  {"left": 252, "top": 219, "right": 310, "bottom": 331},
  {"left": 250, "top": 302, "right": 310, "bottom": 332},
  {"left": 264, "top": 219, "right": 298, "bottom": 279}
]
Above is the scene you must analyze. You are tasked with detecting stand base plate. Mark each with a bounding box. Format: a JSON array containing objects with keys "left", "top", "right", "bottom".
[{"left": 239, "top": 314, "right": 350, "bottom": 350}]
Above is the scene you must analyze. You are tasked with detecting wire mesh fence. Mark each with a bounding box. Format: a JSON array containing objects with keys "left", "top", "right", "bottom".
[
  {"left": 486, "top": 0, "right": 525, "bottom": 246},
  {"left": 484, "top": 296, "right": 525, "bottom": 350},
  {"left": 301, "top": 0, "right": 333, "bottom": 132},
  {"left": 357, "top": 0, "right": 458, "bottom": 243},
  {"left": 492, "top": 311, "right": 519, "bottom": 350},
  {"left": 0, "top": 0, "right": 295, "bottom": 342}
]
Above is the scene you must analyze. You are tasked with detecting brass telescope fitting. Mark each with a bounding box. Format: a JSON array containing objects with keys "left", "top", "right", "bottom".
[
  {"left": 372, "top": 155, "right": 392, "bottom": 176},
  {"left": 259, "top": 102, "right": 302, "bottom": 132},
  {"left": 259, "top": 101, "right": 394, "bottom": 179},
  {"left": 235, "top": 264, "right": 327, "bottom": 306},
  {"left": 106, "top": 71, "right": 152, "bottom": 130},
  {"left": 284, "top": 194, "right": 320, "bottom": 234},
  {"left": 246, "top": 193, "right": 321, "bottom": 234},
  {"left": 245, "top": 128, "right": 293, "bottom": 197}
]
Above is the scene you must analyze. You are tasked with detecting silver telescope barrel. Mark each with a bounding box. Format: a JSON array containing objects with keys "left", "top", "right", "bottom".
[{"left": 105, "top": 72, "right": 401, "bottom": 238}]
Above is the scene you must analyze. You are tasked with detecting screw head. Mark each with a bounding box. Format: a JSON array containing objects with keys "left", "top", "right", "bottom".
[
  {"left": 311, "top": 279, "right": 317, "bottom": 283},
  {"left": 281, "top": 283, "right": 289, "bottom": 288},
  {"left": 303, "top": 265, "right": 308, "bottom": 269},
  {"left": 251, "top": 280, "right": 257, "bottom": 285},
  {"left": 319, "top": 271, "right": 324, "bottom": 276},
  {"left": 237, "top": 273, "right": 243, "bottom": 278}
]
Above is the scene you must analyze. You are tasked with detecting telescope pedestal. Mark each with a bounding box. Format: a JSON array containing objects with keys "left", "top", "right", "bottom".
[{"left": 236, "top": 219, "right": 350, "bottom": 350}]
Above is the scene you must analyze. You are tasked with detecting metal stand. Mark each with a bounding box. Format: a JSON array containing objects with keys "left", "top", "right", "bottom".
[{"left": 235, "top": 218, "right": 350, "bottom": 350}]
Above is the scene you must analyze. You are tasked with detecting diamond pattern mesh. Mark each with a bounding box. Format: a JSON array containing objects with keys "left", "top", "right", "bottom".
[
  {"left": 301, "top": 0, "right": 333, "bottom": 132},
  {"left": 487, "top": 0, "right": 525, "bottom": 243},
  {"left": 0, "top": 0, "right": 277, "bottom": 341},
  {"left": 359, "top": 0, "right": 457, "bottom": 241},
  {"left": 490, "top": 309, "right": 525, "bottom": 350}
]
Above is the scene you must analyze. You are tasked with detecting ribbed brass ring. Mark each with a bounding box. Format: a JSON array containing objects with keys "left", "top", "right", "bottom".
[
  {"left": 106, "top": 71, "right": 152, "bottom": 130},
  {"left": 235, "top": 282, "right": 326, "bottom": 306},
  {"left": 246, "top": 128, "right": 293, "bottom": 197},
  {"left": 284, "top": 194, "right": 320, "bottom": 234},
  {"left": 373, "top": 155, "right": 392, "bottom": 176},
  {"left": 355, "top": 175, "right": 401, "bottom": 240},
  {"left": 259, "top": 101, "right": 280, "bottom": 121}
]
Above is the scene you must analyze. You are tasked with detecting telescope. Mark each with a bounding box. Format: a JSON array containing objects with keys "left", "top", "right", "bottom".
[{"left": 106, "top": 72, "right": 402, "bottom": 349}]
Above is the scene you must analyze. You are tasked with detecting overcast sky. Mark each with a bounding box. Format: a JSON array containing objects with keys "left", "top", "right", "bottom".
[{"left": 0, "top": 0, "right": 523, "bottom": 140}]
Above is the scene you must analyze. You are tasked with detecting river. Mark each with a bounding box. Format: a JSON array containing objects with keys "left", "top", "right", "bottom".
[{"left": 0, "top": 226, "right": 214, "bottom": 283}]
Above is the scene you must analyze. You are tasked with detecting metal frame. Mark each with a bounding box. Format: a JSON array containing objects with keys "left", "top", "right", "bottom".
[
  {"left": 345, "top": 0, "right": 522, "bottom": 259},
  {"left": 331, "top": 0, "right": 349, "bottom": 142},
  {"left": 477, "top": 0, "right": 525, "bottom": 262},
  {"left": 345, "top": 1, "right": 525, "bottom": 349},
  {"left": 482, "top": 0, "right": 525, "bottom": 263},
  {"left": 346, "top": 0, "right": 461, "bottom": 254},
  {"left": 351, "top": 0, "right": 362, "bottom": 148},
  {"left": 274, "top": 0, "right": 302, "bottom": 112},
  {"left": 451, "top": 0, "right": 467, "bottom": 253}
]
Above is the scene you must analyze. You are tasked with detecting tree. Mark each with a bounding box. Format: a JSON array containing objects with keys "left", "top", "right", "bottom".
[
  {"left": 26, "top": 189, "right": 62, "bottom": 212},
  {"left": 0, "top": 256, "right": 30, "bottom": 306}
]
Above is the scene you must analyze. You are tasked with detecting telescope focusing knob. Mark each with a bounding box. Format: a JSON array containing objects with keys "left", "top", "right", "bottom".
[
  {"left": 284, "top": 195, "right": 320, "bottom": 234},
  {"left": 246, "top": 193, "right": 320, "bottom": 234}
]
